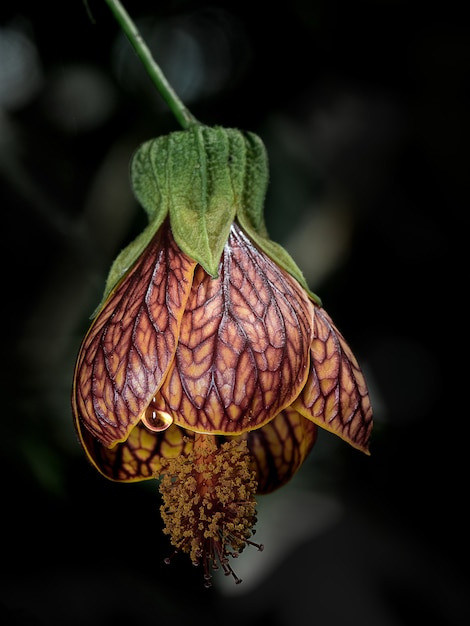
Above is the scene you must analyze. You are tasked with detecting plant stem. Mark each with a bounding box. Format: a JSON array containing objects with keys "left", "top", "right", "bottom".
[{"left": 103, "top": 0, "right": 199, "bottom": 129}]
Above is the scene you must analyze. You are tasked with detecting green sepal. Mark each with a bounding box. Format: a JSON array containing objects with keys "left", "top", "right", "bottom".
[
  {"left": 131, "top": 125, "right": 271, "bottom": 278},
  {"left": 92, "top": 124, "right": 321, "bottom": 316}
]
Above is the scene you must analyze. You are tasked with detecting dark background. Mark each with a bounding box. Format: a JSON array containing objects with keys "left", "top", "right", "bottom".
[{"left": 1, "top": 1, "right": 467, "bottom": 625}]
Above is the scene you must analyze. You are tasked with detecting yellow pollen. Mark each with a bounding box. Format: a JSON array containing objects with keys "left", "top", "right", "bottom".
[{"left": 158, "top": 434, "right": 263, "bottom": 586}]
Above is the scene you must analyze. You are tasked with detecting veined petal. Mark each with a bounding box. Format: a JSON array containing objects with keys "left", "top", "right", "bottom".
[
  {"left": 72, "top": 222, "right": 197, "bottom": 447},
  {"left": 292, "top": 306, "right": 373, "bottom": 453},
  {"left": 77, "top": 421, "right": 194, "bottom": 482},
  {"left": 235, "top": 409, "right": 317, "bottom": 494},
  {"left": 154, "top": 223, "right": 314, "bottom": 434}
]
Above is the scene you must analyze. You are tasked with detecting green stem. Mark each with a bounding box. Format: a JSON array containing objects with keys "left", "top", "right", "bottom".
[{"left": 103, "top": 0, "right": 199, "bottom": 129}]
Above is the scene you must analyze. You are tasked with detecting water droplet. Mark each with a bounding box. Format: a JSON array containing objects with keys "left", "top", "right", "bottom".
[{"left": 142, "top": 398, "right": 173, "bottom": 432}]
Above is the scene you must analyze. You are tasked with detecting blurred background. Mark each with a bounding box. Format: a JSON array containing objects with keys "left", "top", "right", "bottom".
[{"left": 1, "top": 1, "right": 467, "bottom": 624}]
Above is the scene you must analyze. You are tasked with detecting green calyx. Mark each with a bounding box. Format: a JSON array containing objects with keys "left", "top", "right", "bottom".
[
  {"left": 131, "top": 125, "right": 269, "bottom": 277},
  {"left": 95, "top": 125, "right": 320, "bottom": 314}
]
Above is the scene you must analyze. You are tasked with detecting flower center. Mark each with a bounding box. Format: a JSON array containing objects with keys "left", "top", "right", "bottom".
[{"left": 158, "top": 433, "right": 263, "bottom": 587}]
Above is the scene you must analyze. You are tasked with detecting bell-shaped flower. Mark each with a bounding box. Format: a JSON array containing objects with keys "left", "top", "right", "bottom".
[{"left": 72, "top": 126, "right": 372, "bottom": 584}]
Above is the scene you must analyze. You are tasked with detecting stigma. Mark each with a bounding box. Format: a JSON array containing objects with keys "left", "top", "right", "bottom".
[{"left": 158, "top": 433, "right": 263, "bottom": 587}]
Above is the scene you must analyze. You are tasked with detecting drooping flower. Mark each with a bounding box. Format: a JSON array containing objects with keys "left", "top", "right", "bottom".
[{"left": 72, "top": 126, "right": 372, "bottom": 585}]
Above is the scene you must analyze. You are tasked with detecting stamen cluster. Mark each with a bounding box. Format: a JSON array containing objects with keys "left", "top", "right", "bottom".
[{"left": 159, "top": 436, "right": 262, "bottom": 586}]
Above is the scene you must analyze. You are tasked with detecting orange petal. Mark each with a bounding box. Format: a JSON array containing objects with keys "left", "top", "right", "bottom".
[
  {"left": 77, "top": 421, "right": 194, "bottom": 482},
  {"left": 72, "top": 222, "right": 197, "bottom": 447},
  {"left": 154, "top": 223, "right": 314, "bottom": 434},
  {"left": 234, "top": 408, "right": 317, "bottom": 494},
  {"left": 292, "top": 306, "right": 373, "bottom": 453}
]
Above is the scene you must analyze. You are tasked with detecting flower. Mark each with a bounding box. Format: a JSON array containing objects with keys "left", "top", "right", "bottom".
[{"left": 72, "top": 126, "right": 372, "bottom": 585}]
